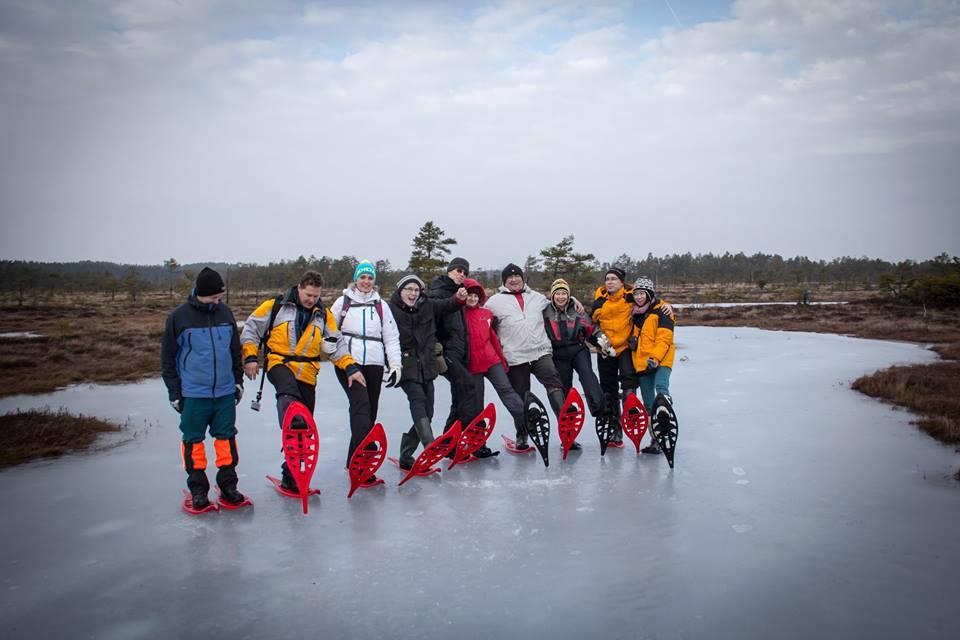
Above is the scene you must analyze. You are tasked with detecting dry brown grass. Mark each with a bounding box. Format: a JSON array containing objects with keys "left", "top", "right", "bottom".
[
  {"left": 851, "top": 363, "right": 960, "bottom": 444},
  {"left": 0, "top": 292, "right": 265, "bottom": 396},
  {"left": 0, "top": 409, "right": 123, "bottom": 468},
  {"left": 682, "top": 301, "right": 960, "bottom": 343}
]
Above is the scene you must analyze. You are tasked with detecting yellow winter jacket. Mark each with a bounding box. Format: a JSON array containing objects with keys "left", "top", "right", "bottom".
[
  {"left": 629, "top": 300, "right": 676, "bottom": 372},
  {"left": 591, "top": 285, "right": 635, "bottom": 355},
  {"left": 241, "top": 290, "right": 356, "bottom": 386}
]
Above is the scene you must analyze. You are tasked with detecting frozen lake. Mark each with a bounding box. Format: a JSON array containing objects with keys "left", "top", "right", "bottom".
[{"left": 0, "top": 327, "right": 956, "bottom": 640}]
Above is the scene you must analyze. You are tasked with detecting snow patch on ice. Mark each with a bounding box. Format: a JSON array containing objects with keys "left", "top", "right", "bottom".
[
  {"left": 736, "top": 480, "right": 750, "bottom": 486},
  {"left": 405, "top": 510, "right": 424, "bottom": 518},
  {"left": 732, "top": 524, "right": 754, "bottom": 533},
  {"left": 0, "top": 332, "right": 44, "bottom": 339},
  {"left": 576, "top": 506, "right": 595, "bottom": 513},
  {"left": 732, "top": 467, "right": 747, "bottom": 476}
]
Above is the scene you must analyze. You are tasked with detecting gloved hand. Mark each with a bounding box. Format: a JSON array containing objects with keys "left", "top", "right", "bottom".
[
  {"left": 627, "top": 336, "right": 638, "bottom": 351},
  {"left": 596, "top": 332, "right": 616, "bottom": 358},
  {"left": 646, "top": 358, "right": 659, "bottom": 371},
  {"left": 234, "top": 384, "right": 244, "bottom": 406},
  {"left": 170, "top": 397, "right": 183, "bottom": 414},
  {"left": 384, "top": 365, "right": 402, "bottom": 388}
]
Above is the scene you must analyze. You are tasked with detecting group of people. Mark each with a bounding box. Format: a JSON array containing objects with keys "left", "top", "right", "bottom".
[{"left": 161, "top": 258, "right": 677, "bottom": 510}]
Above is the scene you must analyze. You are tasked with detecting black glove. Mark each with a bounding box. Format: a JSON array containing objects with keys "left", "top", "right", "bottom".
[
  {"left": 384, "top": 366, "right": 401, "bottom": 388},
  {"left": 627, "top": 336, "right": 638, "bottom": 351},
  {"left": 234, "top": 384, "right": 244, "bottom": 406},
  {"left": 170, "top": 397, "right": 183, "bottom": 414}
]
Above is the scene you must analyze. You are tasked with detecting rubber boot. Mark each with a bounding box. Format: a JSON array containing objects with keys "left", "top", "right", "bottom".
[
  {"left": 547, "top": 388, "right": 565, "bottom": 419},
  {"left": 398, "top": 429, "right": 419, "bottom": 470}
]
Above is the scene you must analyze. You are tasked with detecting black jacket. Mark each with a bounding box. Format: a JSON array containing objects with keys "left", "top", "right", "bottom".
[
  {"left": 388, "top": 289, "right": 463, "bottom": 384},
  {"left": 161, "top": 294, "right": 243, "bottom": 400},
  {"left": 429, "top": 274, "right": 470, "bottom": 364}
]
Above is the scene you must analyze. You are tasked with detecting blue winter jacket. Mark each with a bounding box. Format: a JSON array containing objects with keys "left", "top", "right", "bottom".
[{"left": 161, "top": 293, "right": 243, "bottom": 400}]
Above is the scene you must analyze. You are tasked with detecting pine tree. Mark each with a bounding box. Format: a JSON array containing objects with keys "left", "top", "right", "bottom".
[{"left": 408, "top": 221, "right": 457, "bottom": 274}]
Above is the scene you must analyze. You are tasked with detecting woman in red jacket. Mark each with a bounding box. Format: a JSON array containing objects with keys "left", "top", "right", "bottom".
[{"left": 463, "top": 278, "right": 527, "bottom": 451}]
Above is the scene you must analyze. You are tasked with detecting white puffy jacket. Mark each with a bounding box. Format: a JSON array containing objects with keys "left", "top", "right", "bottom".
[
  {"left": 483, "top": 285, "right": 552, "bottom": 366},
  {"left": 331, "top": 286, "right": 401, "bottom": 369}
]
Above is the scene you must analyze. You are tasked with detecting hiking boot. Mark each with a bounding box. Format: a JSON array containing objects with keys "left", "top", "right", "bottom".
[
  {"left": 219, "top": 486, "right": 246, "bottom": 504},
  {"left": 360, "top": 474, "right": 381, "bottom": 487},
  {"left": 398, "top": 459, "right": 413, "bottom": 471},
  {"left": 568, "top": 441, "right": 582, "bottom": 451},
  {"left": 290, "top": 415, "right": 308, "bottom": 430},
  {"left": 472, "top": 446, "right": 500, "bottom": 459},
  {"left": 641, "top": 441, "right": 662, "bottom": 454},
  {"left": 190, "top": 490, "right": 211, "bottom": 510},
  {"left": 515, "top": 430, "right": 531, "bottom": 451}
]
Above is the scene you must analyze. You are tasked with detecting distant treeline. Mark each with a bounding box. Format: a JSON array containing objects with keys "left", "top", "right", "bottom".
[{"left": 2, "top": 252, "right": 958, "bottom": 302}]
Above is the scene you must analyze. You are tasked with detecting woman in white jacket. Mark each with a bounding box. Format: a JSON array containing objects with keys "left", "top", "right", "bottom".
[{"left": 332, "top": 260, "right": 402, "bottom": 476}]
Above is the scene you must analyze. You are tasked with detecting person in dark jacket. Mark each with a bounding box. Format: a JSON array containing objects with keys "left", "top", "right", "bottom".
[
  {"left": 543, "top": 278, "right": 605, "bottom": 426},
  {"left": 388, "top": 274, "right": 467, "bottom": 469},
  {"left": 161, "top": 267, "right": 245, "bottom": 510},
  {"left": 429, "top": 257, "right": 495, "bottom": 458}
]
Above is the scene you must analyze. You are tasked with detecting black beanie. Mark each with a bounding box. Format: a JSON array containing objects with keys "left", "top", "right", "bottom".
[
  {"left": 605, "top": 267, "right": 626, "bottom": 283},
  {"left": 501, "top": 263, "right": 524, "bottom": 284},
  {"left": 447, "top": 257, "right": 470, "bottom": 275},
  {"left": 195, "top": 267, "right": 225, "bottom": 297}
]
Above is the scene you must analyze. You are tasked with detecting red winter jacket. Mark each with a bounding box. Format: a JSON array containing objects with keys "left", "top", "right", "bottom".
[{"left": 463, "top": 279, "right": 508, "bottom": 375}]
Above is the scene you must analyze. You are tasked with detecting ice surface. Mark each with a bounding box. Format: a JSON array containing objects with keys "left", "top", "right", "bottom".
[{"left": 0, "top": 327, "right": 956, "bottom": 639}]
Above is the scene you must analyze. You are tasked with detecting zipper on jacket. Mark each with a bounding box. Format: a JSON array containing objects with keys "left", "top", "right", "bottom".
[{"left": 208, "top": 316, "right": 218, "bottom": 398}]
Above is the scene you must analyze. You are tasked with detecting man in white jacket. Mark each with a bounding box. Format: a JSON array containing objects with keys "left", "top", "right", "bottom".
[
  {"left": 484, "top": 263, "right": 583, "bottom": 451},
  {"left": 331, "top": 260, "right": 402, "bottom": 472}
]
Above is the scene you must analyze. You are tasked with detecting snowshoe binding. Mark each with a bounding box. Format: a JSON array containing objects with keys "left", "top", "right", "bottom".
[
  {"left": 558, "top": 387, "right": 586, "bottom": 460},
  {"left": 524, "top": 392, "right": 551, "bottom": 467},
  {"left": 651, "top": 393, "right": 679, "bottom": 468}
]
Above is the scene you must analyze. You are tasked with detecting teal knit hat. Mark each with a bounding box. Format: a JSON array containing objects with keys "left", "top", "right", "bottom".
[{"left": 354, "top": 260, "right": 376, "bottom": 282}]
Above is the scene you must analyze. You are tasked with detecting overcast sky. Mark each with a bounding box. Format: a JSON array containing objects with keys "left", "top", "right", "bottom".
[{"left": 1, "top": 0, "right": 958, "bottom": 269}]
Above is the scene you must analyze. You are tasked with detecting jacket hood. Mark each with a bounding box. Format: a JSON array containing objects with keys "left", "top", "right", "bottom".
[
  {"left": 464, "top": 278, "right": 487, "bottom": 305},
  {"left": 187, "top": 291, "right": 218, "bottom": 312},
  {"left": 499, "top": 283, "right": 530, "bottom": 296}
]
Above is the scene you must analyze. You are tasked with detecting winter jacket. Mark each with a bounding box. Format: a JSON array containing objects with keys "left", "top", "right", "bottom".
[
  {"left": 429, "top": 274, "right": 470, "bottom": 363},
  {"left": 591, "top": 285, "right": 636, "bottom": 355},
  {"left": 388, "top": 288, "right": 465, "bottom": 384},
  {"left": 162, "top": 294, "right": 243, "bottom": 400},
  {"left": 628, "top": 299, "right": 676, "bottom": 372},
  {"left": 462, "top": 282, "right": 508, "bottom": 375},
  {"left": 241, "top": 286, "right": 356, "bottom": 386},
  {"left": 331, "top": 285, "right": 402, "bottom": 369},
  {"left": 543, "top": 302, "right": 596, "bottom": 360},
  {"left": 483, "top": 284, "right": 553, "bottom": 366}
]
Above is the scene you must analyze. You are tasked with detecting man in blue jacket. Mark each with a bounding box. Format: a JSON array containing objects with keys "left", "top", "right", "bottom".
[{"left": 161, "top": 267, "right": 245, "bottom": 510}]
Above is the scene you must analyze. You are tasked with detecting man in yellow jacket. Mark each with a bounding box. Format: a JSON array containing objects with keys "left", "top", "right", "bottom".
[
  {"left": 628, "top": 276, "right": 676, "bottom": 454},
  {"left": 241, "top": 270, "right": 362, "bottom": 491},
  {"left": 590, "top": 267, "right": 638, "bottom": 445}
]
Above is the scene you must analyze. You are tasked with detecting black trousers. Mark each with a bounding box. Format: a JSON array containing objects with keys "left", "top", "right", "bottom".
[
  {"left": 336, "top": 364, "right": 384, "bottom": 463},
  {"left": 401, "top": 379, "right": 435, "bottom": 423},
  {"left": 596, "top": 350, "right": 637, "bottom": 398},
  {"left": 268, "top": 365, "right": 317, "bottom": 423},
  {"left": 505, "top": 353, "right": 563, "bottom": 399},
  {"left": 554, "top": 348, "right": 605, "bottom": 416},
  {"left": 441, "top": 355, "right": 480, "bottom": 431}
]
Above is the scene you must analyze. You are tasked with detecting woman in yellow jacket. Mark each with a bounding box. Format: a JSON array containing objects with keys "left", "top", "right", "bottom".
[{"left": 627, "top": 277, "right": 675, "bottom": 454}]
